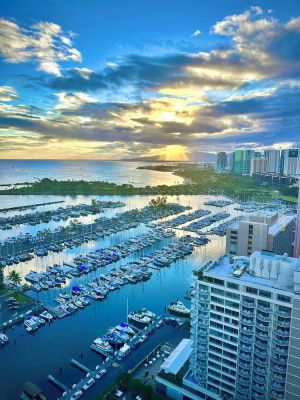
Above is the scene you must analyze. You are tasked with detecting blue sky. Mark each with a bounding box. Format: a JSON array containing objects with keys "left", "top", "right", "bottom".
[{"left": 0, "top": 0, "right": 300, "bottom": 159}]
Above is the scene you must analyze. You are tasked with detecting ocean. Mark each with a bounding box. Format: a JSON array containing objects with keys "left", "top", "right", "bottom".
[{"left": 0, "top": 160, "right": 184, "bottom": 186}]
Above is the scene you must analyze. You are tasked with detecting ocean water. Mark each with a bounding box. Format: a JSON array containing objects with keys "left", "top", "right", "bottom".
[{"left": 0, "top": 160, "right": 184, "bottom": 187}]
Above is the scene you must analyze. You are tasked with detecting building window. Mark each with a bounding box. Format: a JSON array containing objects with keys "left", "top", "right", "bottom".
[{"left": 277, "top": 294, "right": 291, "bottom": 303}]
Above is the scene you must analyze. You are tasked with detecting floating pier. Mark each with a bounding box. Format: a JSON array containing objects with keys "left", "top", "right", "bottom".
[
  {"left": 71, "top": 359, "right": 90, "bottom": 373},
  {"left": 48, "top": 375, "right": 69, "bottom": 393}
]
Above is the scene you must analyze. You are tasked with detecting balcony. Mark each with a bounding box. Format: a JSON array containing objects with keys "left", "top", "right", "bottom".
[
  {"left": 271, "top": 356, "right": 288, "bottom": 366},
  {"left": 197, "top": 353, "right": 207, "bottom": 361},
  {"left": 197, "top": 338, "right": 208, "bottom": 345},
  {"left": 240, "top": 335, "right": 254, "bottom": 344},
  {"left": 271, "top": 373, "right": 286, "bottom": 383},
  {"left": 257, "top": 304, "right": 272, "bottom": 313},
  {"left": 254, "top": 357, "right": 268, "bottom": 367},
  {"left": 255, "top": 341, "right": 268, "bottom": 351},
  {"left": 273, "top": 347, "right": 288, "bottom": 356},
  {"left": 242, "top": 300, "right": 255, "bottom": 308},
  {"left": 255, "top": 331, "right": 269, "bottom": 341},
  {"left": 197, "top": 321, "right": 209, "bottom": 328},
  {"left": 274, "top": 329, "right": 289, "bottom": 337},
  {"left": 275, "top": 320, "right": 290, "bottom": 328},
  {"left": 239, "top": 352, "right": 252, "bottom": 362},
  {"left": 275, "top": 310, "right": 291, "bottom": 318},
  {"left": 256, "top": 322, "right": 269, "bottom": 332},
  {"left": 237, "top": 369, "right": 251, "bottom": 379},
  {"left": 241, "top": 318, "right": 255, "bottom": 327},
  {"left": 271, "top": 382, "right": 285, "bottom": 392},
  {"left": 270, "top": 392, "right": 284, "bottom": 400},
  {"left": 257, "top": 313, "right": 271, "bottom": 323},
  {"left": 254, "top": 349, "right": 268, "bottom": 358},
  {"left": 252, "top": 383, "right": 266, "bottom": 393},
  {"left": 238, "top": 361, "right": 251, "bottom": 370},
  {"left": 273, "top": 338, "right": 289, "bottom": 347},
  {"left": 236, "top": 376, "right": 250, "bottom": 386},
  {"left": 241, "top": 327, "right": 254, "bottom": 336},
  {"left": 271, "top": 364, "right": 287, "bottom": 374},
  {"left": 252, "top": 390, "right": 265, "bottom": 400},
  {"left": 253, "top": 365, "right": 266, "bottom": 376},
  {"left": 241, "top": 309, "right": 255, "bottom": 318},
  {"left": 236, "top": 385, "right": 250, "bottom": 395},
  {"left": 239, "top": 344, "right": 252, "bottom": 353},
  {"left": 252, "top": 374, "right": 266, "bottom": 385}
]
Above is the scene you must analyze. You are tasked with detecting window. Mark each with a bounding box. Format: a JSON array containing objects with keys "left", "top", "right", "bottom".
[
  {"left": 277, "top": 294, "right": 291, "bottom": 303},
  {"left": 246, "top": 287, "right": 258, "bottom": 295},
  {"left": 227, "top": 282, "right": 239, "bottom": 290},
  {"left": 259, "top": 289, "right": 272, "bottom": 298}
]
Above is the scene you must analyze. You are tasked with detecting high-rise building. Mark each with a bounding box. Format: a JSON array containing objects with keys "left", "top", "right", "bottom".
[
  {"left": 217, "top": 152, "right": 227, "bottom": 172},
  {"left": 226, "top": 211, "right": 296, "bottom": 257},
  {"left": 281, "top": 149, "right": 299, "bottom": 176},
  {"left": 250, "top": 157, "right": 267, "bottom": 176},
  {"left": 232, "top": 150, "right": 254, "bottom": 176},
  {"left": 265, "top": 150, "right": 281, "bottom": 173},
  {"left": 188, "top": 251, "right": 300, "bottom": 400},
  {"left": 294, "top": 183, "right": 300, "bottom": 257}
]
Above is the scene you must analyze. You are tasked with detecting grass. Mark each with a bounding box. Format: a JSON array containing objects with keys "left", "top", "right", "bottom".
[{"left": 0, "top": 288, "right": 33, "bottom": 304}]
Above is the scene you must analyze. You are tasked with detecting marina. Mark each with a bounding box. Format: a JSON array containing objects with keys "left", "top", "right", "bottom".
[{"left": 0, "top": 194, "right": 291, "bottom": 399}]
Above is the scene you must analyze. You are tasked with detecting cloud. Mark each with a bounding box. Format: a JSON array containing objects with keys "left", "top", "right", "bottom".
[
  {"left": 1, "top": 7, "right": 300, "bottom": 159},
  {"left": 54, "top": 92, "right": 98, "bottom": 111},
  {"left": 0, "top": 86, "right": 18, "bottom": 101},
  {"left": 0, "top": 18, "right": 82, "bottom": 75},
  {"left": 192, "top": 29, "right": 201, "bottom": 37}
]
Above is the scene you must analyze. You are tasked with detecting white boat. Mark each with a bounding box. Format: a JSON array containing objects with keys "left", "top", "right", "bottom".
[
  {"left": 115, "top": 322, "right": 135, "bottom": 335},
  {"left": 0, "top": 333, "right": 8, "bottom": 343},
  {"left": 93, "top": 338, "right": 113, "bottom": 353},
  {"left": 39, "top": 311, "right": 54, "bottom": 321},
  {"left": 128, "top": 311, "right": 151, "bottom": 325},
  {"left": 168, "top": 301, "right": 190, "bottom": 317}
]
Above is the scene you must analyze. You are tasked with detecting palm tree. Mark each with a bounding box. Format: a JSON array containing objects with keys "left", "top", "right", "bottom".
[
  {"left": 0, "top": 266, "right": 4, "bottom": 290},
  {"left": 8, "top": 270, "right": 21, "bottom": 289}
]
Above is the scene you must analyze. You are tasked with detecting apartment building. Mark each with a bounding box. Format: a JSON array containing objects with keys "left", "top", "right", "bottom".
[{"left": 226, "top": 212, "right": 296, "bottom": 257}]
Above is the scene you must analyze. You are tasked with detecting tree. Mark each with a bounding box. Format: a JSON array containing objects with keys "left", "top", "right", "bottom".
[
  {"left": 8, "top": 270, "right": 21, "bottom": 288},
  {"left": 0, "top": 266, "right": 4, "bottom": 290}
]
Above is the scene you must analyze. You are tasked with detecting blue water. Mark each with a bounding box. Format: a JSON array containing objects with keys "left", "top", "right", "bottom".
[
  {"left": 0, "top": 160, "right": 184, "bottom": 187},
  {"left": 0, "top": 195, "right": 241, "bottom": 399}
]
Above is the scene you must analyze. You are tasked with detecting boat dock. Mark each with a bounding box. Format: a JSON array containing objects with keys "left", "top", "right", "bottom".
[
  {"left": 71, "top": 359, "right": 90, "bottom": 373},
  {"left": 48, "top": 375, "right": 69, "bottom": 392}
]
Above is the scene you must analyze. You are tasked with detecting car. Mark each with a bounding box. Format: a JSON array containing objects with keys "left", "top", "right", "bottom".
[
  {"left": 95, "top": 368, "right": 107, "bottom": 379},
  {"left": 83, "top": 378, "right": 95, "bottom": 390},
  {"left": 70, "top": 390, "right": 83, "bottom": 400}
]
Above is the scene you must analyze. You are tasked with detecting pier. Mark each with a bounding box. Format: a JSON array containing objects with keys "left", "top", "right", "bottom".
[
  {"left": 48, "top": 375, "right": 69, "bottom": 393},
  {"left": 71, "top": 359, "right": 90, "bottom": 374}
]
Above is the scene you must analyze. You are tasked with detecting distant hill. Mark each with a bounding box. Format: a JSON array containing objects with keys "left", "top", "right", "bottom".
[{"left": 121, "top": 152, "right": 217, "bottom": 163}]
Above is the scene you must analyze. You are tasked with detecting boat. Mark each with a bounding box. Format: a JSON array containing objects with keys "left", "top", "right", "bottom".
[
  {"left": 39, "top": 311, "right": 54, "bottom": 321},
  {"left": 115, "top": 322, "right": 135, "bottom": 335},
  {"left": 128, "top": 311, "right": 151, "bottom": 326},
  {"left": 93, "top": 338, "right": 114, "bottom": 353},
  {"left": 0, "top": 333, "right": 8, "bottom": 344},
  {"left": 167, "top": 301, "right": 190, "bottom": 317}
]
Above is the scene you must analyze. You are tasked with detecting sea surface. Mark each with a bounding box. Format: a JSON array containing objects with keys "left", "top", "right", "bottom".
[
  {"left": 0, "top": 194, "right": 243, "bottom": 399},
  {"left": 0, "top": 160, "right": 184, "bottom": 187}
]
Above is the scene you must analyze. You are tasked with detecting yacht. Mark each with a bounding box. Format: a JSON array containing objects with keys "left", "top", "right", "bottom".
[
  {"left": 168, "top": 301, "right": 191, "bottom": 317},
  {"left": 115, "top": 322, "right": 135, "bottom": 335},
  {"left": 128, "top": 311, "right": 151, "bottom": 326}
]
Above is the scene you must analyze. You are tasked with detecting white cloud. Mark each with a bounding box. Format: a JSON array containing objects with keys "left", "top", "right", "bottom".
[
  {"left": 0, "top": 85, "right": 18, "bottom": 101},
  {"left": 55, "top": 92, "right": 97, "bottom": 111},
  {"left": 0, "top": 18, "right": 82, "bottom": 75},
  {"left": 192, "top": 29, "right": 201, "bottom": 37}
]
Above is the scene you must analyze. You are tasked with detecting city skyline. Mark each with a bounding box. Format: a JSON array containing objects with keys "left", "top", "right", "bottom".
[{"left": 0, "top": 0, "right": 300, "bottom": 160}]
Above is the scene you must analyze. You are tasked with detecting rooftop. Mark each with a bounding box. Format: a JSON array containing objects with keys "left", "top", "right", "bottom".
[{"left": 205, "top": 252, "right": 300, "bottom": 292}]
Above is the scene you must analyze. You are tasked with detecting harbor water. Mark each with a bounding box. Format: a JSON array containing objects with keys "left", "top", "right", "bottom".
[{"left": 0, "top": 194, "right": 241, "bottom": 399}]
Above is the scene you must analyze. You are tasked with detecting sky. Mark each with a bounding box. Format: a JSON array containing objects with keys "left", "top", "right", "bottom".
[{"left": 0, "top": 0, "right": 300, "bottom": 160}]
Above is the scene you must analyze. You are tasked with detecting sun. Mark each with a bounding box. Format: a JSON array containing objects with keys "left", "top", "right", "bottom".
[{"left": 159, "top": 145, "right": 188, "bottom": 161}]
